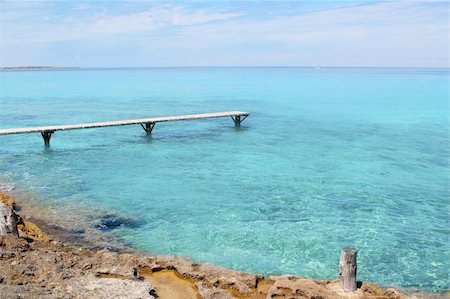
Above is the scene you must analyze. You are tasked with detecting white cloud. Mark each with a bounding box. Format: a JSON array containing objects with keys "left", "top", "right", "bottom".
[
  {"left": 185, "top": 1, "right": 448, "bottom": 45},
  {"left": 0, "top": 4, "right": 242, "bottom": 43},
  {"left": 88, "top": 6, "right": 241, "bottom": 35},
  {"left": 171, "top": 8, "right": 242, "bottom": 26},
  {"left": 73, "top": 3, "right": 91, "bottom": 11},
  {"left": 0, "top": 1, "right": 448, "bottom": 67},
  {"left": 134, "top": 1, "right": 448, "bottom": 67}
]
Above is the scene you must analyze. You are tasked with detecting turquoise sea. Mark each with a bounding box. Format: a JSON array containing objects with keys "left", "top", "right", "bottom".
[{"left": 0, "top": 67, "right": 448, "bottom": 292}]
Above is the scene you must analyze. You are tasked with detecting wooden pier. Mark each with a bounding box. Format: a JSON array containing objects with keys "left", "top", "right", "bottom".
[{"left": 0, "top": 111, "right": 249, "bottom": 146}]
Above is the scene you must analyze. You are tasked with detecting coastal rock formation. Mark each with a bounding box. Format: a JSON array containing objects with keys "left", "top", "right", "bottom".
[
  {"left": 0, "top": 192, "right": 19, "bottom": 236},
  {"left": 0, "top": 191, "right": 444, "bottom": 299},
  {"left": 0, "top": 235, "right": 157, "bottom": 299},
  {"left": 152, "top": 255, "right": 263, "bottom": 294},
  {"left": 0, "top": 233, "right": 417, "bottom": 299},
  {"left": 16, "top": 214, "right": 49, "bottom": 240}
]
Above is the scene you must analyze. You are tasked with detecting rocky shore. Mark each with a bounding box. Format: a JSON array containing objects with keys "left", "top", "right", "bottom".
[{"left": 0, "top": 191, "right": 444, "bottom": 299}]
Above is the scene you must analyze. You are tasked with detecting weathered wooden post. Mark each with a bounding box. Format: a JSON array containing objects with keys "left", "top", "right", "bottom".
[
  {"left": 339, "top": 247, "right": 357, "bottom": 292},
  {"left": 0, "top": 192, "right": 19, "bottom": 237}
]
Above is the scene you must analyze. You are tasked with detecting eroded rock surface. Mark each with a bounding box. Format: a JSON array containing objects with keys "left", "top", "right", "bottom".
[
  {"left": 0, "top": 191, "right": 445, "bottom": 299},
  {"left": 0, "top": 235, "right": 156, "bottom": 299},
  {"left": 0, "top": 192, "right": 19, "bottom": 236},
  {"left": 2, "top": 231, "right": 423, "bottom": 299}
]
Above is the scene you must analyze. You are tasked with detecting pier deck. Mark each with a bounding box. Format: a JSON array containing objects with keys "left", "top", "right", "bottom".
[{"left": 0, "top": 111, "right": 249, "bottom": 146}]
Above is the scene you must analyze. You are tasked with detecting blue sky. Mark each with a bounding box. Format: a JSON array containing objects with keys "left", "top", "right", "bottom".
[{"left": 0, "top": 1, "right": 448, "bottom": 67}]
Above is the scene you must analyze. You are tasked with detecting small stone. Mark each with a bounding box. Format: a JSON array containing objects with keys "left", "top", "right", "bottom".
[
  {"left": 16, "top": 264, "right": 36, "bottom": 276},
  {"left": 196, "top": 282, "right": 238, "bottom": 299}
]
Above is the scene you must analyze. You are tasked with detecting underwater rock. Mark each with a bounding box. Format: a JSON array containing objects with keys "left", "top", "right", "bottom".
[{"left": 94, "top": 214, "right": 141, "bottom": 232}]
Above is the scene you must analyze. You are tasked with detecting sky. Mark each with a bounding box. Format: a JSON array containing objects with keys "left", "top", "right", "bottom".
[{"left": 0, "top": 0, "right": 448, "bottom": 67}]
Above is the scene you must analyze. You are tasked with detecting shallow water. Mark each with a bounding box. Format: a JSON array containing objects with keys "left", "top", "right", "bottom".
[{"left": 0, "top": 67, "right": 448, "bottom": 291}]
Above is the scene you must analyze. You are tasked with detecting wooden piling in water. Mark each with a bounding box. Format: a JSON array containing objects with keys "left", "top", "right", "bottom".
[
  {"left": 140, "top": 122, "right": 156, "bottom": 135},
  {"left": 41, "top": 131, "right": 54, "bottom": 147},
  {"left": 231, "top": 114, "right": 247, "bottom": 126},
  {"left": 339, "top": 247, "right": 357, "bottom": 292}
]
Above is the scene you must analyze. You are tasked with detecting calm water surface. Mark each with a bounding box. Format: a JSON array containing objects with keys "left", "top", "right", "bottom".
[{"left": 0, "top": 68, "right": 448, "bottom": 291}]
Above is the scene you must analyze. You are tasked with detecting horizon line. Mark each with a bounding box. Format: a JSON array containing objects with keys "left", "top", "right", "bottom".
[{"left": 1, "top": 65, "right": 449, "bottom": 70}]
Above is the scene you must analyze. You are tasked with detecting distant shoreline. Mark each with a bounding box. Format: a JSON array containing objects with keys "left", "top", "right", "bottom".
[
  {"left": 0, "top": 66, "right": 79, "bottom": 70},
  {"left": 1, "top": 66, "right": 448, "bottom": 70}
]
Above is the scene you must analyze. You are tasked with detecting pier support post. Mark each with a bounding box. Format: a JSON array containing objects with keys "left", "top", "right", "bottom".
[
  {"left": 41, "top": 131, "right": 54, "bottom": 147},
  {"left": 339, "top": 247, "right": 358, "bottom": 292},
  {"left": 140, "top": 122, "right": 155, "bottom": 135},
  {"left": 231, "top": 115, "right": 247, "bottom": 126}
]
